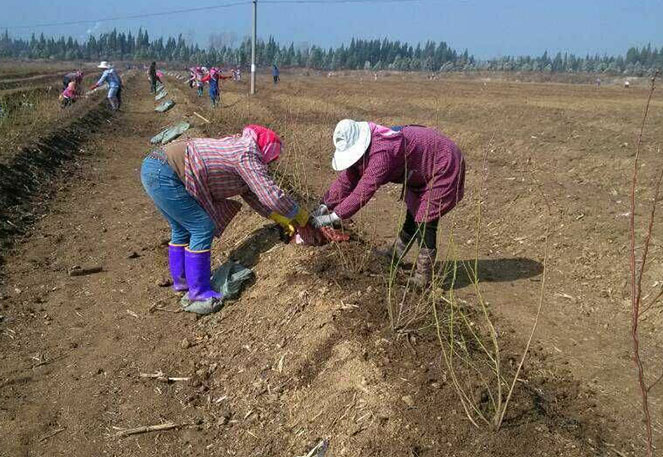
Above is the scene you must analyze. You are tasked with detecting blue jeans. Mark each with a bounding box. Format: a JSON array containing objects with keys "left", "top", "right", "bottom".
[
  {"left": 107, "top": 85, "right": 122, "bottom": 110},
  {"left": 209, "top": 87, "right": 219, "bottom": 106},
  {"left": 140, "top": 156, "right": 216, "bottom": 251},
  {"left": 108, "top": 85, "right": 120, "bottom": 99}
]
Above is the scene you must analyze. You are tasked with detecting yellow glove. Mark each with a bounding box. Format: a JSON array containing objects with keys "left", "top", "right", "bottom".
[
  {"left": 269, "top": 208, "right": 310, "bottom": 237},
  {"left": 292, "top": 208, "right": 310, "bottom": 227},
  {"left": 269, "top": 212, "right": 296, "bottom": 236}
]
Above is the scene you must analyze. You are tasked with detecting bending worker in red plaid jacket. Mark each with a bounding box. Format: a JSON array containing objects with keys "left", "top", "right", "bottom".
[{"left": 141, "top": 125, "right": 309, "bottom": 314}]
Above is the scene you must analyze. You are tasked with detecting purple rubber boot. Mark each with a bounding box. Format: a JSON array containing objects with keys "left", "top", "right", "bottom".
[
  {"left": 168, "top": 244, "right": 188, "bottom": 292},
  {"left": 184, "top": 249, "right": 223, "bottom": 302}
]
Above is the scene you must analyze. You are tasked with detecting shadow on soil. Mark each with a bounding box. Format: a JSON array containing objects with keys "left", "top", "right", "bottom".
[
  {"left": 228, "top": 224, "right": 543, "bottom": 292},
  {"left": 438, "top": 257, "right": 543, "bottom": 290},
  {"left": 386, "top": 256, "right": 543, "bottom": 290},
  {"left": 227, "top": 224, "right": 283, "bottom": 268}
]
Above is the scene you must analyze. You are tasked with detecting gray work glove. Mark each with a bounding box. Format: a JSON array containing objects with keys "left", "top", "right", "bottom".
[{"left": 311, "top": 212, "right": 340, "bottom": 228}]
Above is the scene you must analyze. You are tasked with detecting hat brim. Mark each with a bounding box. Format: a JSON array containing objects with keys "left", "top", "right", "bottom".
[
  {"left": 331, "top": 121, "right": 371, "bottom": 171},
  {"left": 98, "top": 64, "right": 110, "bottom": 69}
]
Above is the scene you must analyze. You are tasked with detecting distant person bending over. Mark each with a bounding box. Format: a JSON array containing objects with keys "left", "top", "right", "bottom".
[
  {"left": 272, "top": 64, "right": 280, "bottom": 85},
  {"left": 63, "top": 70, "right": 83, "bottom": 91},
  {"left": 140, "top": 125, "right": 311, "bottom": 315},
  {"left": 155, "top": 70, "right": 164, "bottom": 91},
  {"left": 187, "top": 67, "right": 196, "bottom": 88},
  {"left": 90, "top": 61, "right": 123, "bottom": 111},
  {"left": 60, "top": 78, "right": 79, "bottom": 108},
  {"left": 196, "top": 67, "right": 207, "bottom": 96},
  {"left": 312, "top": 120, "right": 466, "bottom": 288},
  {"left": 201, "top": 67, "right": 232, "bottom": 108}
]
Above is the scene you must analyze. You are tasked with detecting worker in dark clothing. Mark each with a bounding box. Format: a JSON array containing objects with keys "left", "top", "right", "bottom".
[{"left": 149, "top": 62, "right": 158, "bottom": 93}]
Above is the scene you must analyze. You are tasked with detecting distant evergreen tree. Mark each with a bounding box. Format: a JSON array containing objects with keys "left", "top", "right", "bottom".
[{"left": 0, "top": 28, "right": 660, "bottom": 74}]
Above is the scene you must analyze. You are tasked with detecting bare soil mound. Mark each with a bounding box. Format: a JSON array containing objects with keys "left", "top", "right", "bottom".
[{"left": 0, "top": 101, "right": 112, "bottom": 249}]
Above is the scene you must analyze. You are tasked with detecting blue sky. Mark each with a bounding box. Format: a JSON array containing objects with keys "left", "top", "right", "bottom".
[{"left": 1, "top": 0, "right": 661, "bottom": 58}]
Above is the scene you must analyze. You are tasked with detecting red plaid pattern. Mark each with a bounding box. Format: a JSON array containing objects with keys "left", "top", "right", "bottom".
[{"left": 184, "top": 134, "right": 298, "bottom": 236}]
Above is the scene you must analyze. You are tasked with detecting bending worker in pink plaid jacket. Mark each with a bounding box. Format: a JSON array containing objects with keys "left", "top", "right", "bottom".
[
  {"left": 312, "top": 120, "right": 465, "bottom": 288},
  {"left": 141, "top": 125, "right": 309, "bottom": 314}
]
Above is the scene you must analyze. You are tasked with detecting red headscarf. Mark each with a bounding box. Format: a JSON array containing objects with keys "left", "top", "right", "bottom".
[{"left": 243, "top": 124, "right": 282, "bottom": 163}]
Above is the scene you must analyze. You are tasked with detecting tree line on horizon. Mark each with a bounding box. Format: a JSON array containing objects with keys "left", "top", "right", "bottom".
[{"left": 0, "top": 29, "right": 661, "bottom": 75}]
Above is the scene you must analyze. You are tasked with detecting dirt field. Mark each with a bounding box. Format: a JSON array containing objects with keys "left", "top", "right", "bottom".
[{"left": 0, "top": 67, "right": 662, "bottom": 456}]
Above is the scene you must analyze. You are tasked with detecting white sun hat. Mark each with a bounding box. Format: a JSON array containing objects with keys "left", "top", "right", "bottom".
[
  {"left": 97, "top": 61, "right": 112, "bottom": 69},
  {"left": 331, "top": 119, "right": 371, "bottom": 171}
]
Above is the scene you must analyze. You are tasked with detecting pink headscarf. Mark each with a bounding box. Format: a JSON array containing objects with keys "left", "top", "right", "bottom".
[
  {"left": 368, "top": 121, "right": 401, "bottom": 139},
  {"left": 243, "top": 125, "right": 282, "bottom": 163}
]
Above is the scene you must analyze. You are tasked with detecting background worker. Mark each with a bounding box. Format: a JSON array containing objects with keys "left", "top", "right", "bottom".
[
  {"left": 148, "top": 61, "right": 158, "bottom": 93},
  {"left": 90, "top": 61, "right": 123, "bottom": 111},
  {"left": 62, "top": 70, "right": 83, "bottom": 91},
  {"left": 187, "top": 67, "right": 196, "bottom": 88},
  {"left": 196, "top": 67, "right": 206, "bottom": 96},
  {"left": 201, "top": 67, "right": 232, "bottom": 107},
  {"left": 59, "top": 77, "right": 79, "bottom": 108},
  {"left": 312, "top": 119, "right": 466, "bottom": 288},
  {"left": 140, "top": 125, "right": 310, "bottom": 314},
  {"left": 272, "top": 64, "right": 280, "bottom": 85}
]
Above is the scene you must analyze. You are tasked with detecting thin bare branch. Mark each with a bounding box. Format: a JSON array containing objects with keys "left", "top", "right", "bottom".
[
  {"left": 629, "top": 70, "right": 658, "bottom": 457},
  {"left": 647, "top": 370, "right": 663, "bottom": 393},
  {"left": 496, "top": 223, "right": 550, "bottom": 429},
  {"left": 639, "top": 286, "right": 663, "bottom": 318}
]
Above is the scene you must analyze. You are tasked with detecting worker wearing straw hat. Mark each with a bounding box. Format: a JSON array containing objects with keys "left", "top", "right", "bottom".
[
  {"left": 90, "top": 61, "right": 123, "bottom": 111},
  {"left": 312, "top": 119, "right": 466, "bottom": 288}
]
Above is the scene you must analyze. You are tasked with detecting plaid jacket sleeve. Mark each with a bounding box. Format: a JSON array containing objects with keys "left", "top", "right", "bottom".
[
  {"left": 235, "top": 145, "right": 298, "bottom": 218},
  {"left": 241, "top": 191, "right": 272, "bottom": 218}
]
